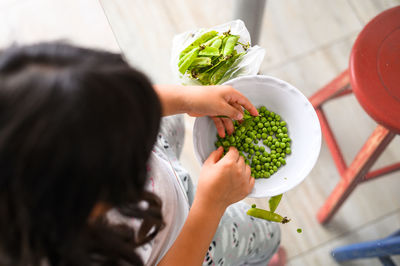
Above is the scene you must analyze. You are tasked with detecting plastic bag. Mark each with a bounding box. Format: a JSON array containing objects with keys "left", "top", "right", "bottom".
[{"left": 171, "top": 19, "right": 265, "bottom": 85}]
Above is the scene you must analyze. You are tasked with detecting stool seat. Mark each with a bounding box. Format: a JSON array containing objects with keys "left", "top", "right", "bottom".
[{"left": 350, "top": 6, "right": 400, "bottom": 134}]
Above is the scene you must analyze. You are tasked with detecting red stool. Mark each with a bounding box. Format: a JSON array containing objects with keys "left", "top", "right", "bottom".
[{"left": 309, "top": 6, "right": 400, "bottom": 224}]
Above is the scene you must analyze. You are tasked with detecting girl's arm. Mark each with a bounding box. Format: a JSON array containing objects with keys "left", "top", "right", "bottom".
[{"left": 158, "top": 147, "right": 254, "bottom": 265}]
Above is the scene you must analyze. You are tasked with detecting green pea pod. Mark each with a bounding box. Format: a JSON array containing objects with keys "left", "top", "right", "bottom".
[
  {"left": 179, "top": 31, "right": 218, "bottom": 58},
  {"left": 221, "top": 35, "right": 230, "bottom": 51},
  {"left": 202, "top": 35, "right": 220, "bottom": 47},
  {"left": 197, "top": 72, "right": 211, "bottom": 85},
  {"left": 209, "top": 53, "right": 241, "bottom": 85},
  {"left": 179, "top": 48, "right": 199, "bottom": 74},
  {"left": 178, "top": 49, "right": 194, "bottom": 67},
  {"left": 211, "top": 38, "right": 222, "bottom": 49},
  {"left": 247, "top": 207, "right": 290, "bottom": 224},
  {"left": 269, "top": 194, "right": 282, "bottom": 213},
  {"left": 223, "top": 35, "right": 239, "bottom": 57},
  {"left": 190, "top": 57, "right": 211, "bottom": 68},
  {"left": 199, "top": 46, "right": 220, "bottom": 57}
]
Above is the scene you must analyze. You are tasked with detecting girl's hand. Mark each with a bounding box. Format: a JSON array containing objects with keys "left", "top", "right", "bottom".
[
  {"left": 195, "top": 146, "right": 255, "bottom": 211},
  {"left": 183, "top": 85, "right": 259, "bottom": 138}
]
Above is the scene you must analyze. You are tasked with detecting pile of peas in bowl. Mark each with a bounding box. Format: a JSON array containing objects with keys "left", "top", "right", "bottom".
[{"left": 215, "top": 106, "right": 291, "bottom": 178}]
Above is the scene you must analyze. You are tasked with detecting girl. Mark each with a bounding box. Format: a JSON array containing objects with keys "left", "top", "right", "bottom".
[{"left": 0, "top": 42, "right": 280, "bottom": 266}]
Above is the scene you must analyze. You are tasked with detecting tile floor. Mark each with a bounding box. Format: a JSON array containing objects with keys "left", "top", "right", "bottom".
[{"left": 1, "top": 0, "right": 399, "bottom": 265}]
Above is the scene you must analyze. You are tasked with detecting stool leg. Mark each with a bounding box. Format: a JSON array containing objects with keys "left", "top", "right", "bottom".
[
  {"left": 309, "top": 69, "right": 351, "bottom": 108},
  {"left": 317, "top": 125, "right": 396, "bottom": 224},
  {"left": 378, "top": 257, "right": 396, "bottom": 266},
  {"left": 331, "top": 235, "right": 400, "bottom": 262}
]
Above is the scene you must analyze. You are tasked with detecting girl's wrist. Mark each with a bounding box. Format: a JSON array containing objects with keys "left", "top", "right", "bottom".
[
  {"left": 153, "top": 84, "right": 188, "bottom": 115},
  {"left": 192, "top": 194, "right": 227, "bottom": 218}
]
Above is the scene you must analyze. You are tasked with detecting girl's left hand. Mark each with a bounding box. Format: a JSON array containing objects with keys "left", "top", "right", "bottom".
[{"left": 183, "top": 85, "right": 258, "bottom": 137}]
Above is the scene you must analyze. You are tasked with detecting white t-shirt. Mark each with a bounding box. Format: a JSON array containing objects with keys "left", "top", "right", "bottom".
[{"left": 107, "top": 150, "right": 189, "bottom": 265}]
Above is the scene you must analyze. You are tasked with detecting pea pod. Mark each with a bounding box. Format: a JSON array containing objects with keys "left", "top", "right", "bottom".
[
  {"left": 209, "top": 52, "right": 241, "bottom": 85},
  {"left": 179, "top": 31, "right": 218, "bottom": 58},
  {"left": 223, "top": 35, "right": 239, "bottom": 57},
  {"left": 190, "top": 57, "right": 211, "bottom": 68},
  {"left": 199, "top": 46, "right": 220, "bottom": 57},
  {"left": 247, "top": 207, "right": 290, "bottom": 224},
  {"left": 179, "top": 48, "right": 199, "bottom": 74},
  {"left": 269, "top": 194, "right": 282, "bottom": 213},
  {"left": 202, "top": 35, "right": 220, "bottom": 47},
  {"left": 178, "top": 49, "right": 194, "bottom": 67},
  {"left": 211, "top": 38, "right": 222, "bottom": 49},
  {"left": 197, "top": 72, "right": 211, "bottom": 85}
]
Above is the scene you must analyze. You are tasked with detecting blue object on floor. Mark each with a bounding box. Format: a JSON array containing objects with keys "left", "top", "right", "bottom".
[{"left": 331, "top": 230, "right": 400, "bottom": 265}]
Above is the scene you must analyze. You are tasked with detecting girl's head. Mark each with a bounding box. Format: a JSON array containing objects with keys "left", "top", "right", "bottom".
[{"left": 0, "top": 42, "right": 162, "bottom": 265}]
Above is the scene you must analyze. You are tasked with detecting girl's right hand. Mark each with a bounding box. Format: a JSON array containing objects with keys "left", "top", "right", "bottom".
[{"left": 195, "top": 146, "right": 255, "bottom": 211}]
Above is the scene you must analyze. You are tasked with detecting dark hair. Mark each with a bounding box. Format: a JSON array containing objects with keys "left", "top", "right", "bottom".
[{"left": 0, "top": 42, "right": 163, "bottom": 265}]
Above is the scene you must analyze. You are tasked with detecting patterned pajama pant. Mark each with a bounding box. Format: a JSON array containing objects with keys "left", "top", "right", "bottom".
[{"left": 158, "top": 115, "right": 281, "bottom": 266}]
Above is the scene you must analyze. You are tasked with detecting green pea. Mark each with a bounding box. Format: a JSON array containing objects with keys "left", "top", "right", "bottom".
[
  {"left": 276, "top": 162, "right": 281, "bottom": 167},
  {"left": 259, "top": 146, "right": 265, "bottom": 152},
  {"left": 271, "top": 145, "right": 276, "bottom": 150},
  {"left": 254, "top": 146, "right": 259, "bottom": 151},
  {"left": 272, "top": 126, "right": 278, "bottom": 131},
  {"left": 276, "top": 148, "right": 282, "bottom": 153},
  {"left": 257, "top": 133, "right": 261, "bottom": 139},
  {"left": 262, "top": 133, "right": 267, "bottom": 139},
  {"left": 263, "top": 151, "right": 269, "bottom": 157},
  {"left": 249, "top": 149, "right": 255, "bottom": 154},
  {"left": 282, "top": 127, "right": 288, "bottom": 133},
  {"left": 245, "top": 138, "right": 252, "bottom": 144},
  {"left": 286, "top": 148, "right": 291, "bottom": 154},
  {"left": 280, "top": 121, "right": 286, "bottom": 126}
]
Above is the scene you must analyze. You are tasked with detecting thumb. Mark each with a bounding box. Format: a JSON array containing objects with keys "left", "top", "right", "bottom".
[
  {"left": 222, "top": 103, "right": 243, "bottom": 120},
  {"left": 204, "top": 146, "right": 224, "bottom": 165}
]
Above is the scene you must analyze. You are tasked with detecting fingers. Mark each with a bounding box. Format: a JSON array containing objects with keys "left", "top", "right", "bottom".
[
  {"left": 223, "top": 146, "right": 239, "bottom": 162},
  {"left": 229, "top": 90, "right": 259, "bottom": 117},
  {"left": 222, "top": 102, "right": 244, "bottom": 120},
  {"left": 204, "top": 146, "right": 224, "bottom": 165},
  {"left": 237, "top": 155, "right": 246, "bottom": 171},
  {"left": 221, "top": 117, "right": 234, "bottom": 135},
  {"left": 212, "top": 117, "right": 226, "bottom": 138},
  {"left": 248, "top": 176, "right": 255, "bottom": 193}
]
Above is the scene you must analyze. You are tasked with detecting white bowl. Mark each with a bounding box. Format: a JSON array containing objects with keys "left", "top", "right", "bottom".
[{"left": 193, "top": 75, "right": 321, "bottom": 198}]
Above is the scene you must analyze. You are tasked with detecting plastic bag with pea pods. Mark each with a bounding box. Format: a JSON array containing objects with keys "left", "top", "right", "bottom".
[{"left": 170, "top": 19, "right": 265, "bottom": 85}]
